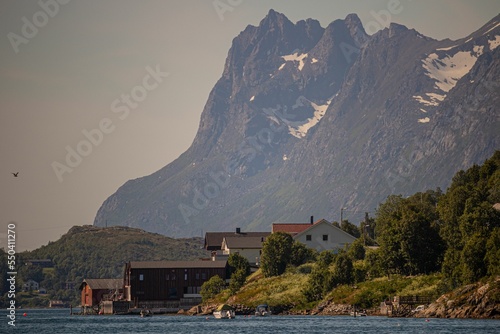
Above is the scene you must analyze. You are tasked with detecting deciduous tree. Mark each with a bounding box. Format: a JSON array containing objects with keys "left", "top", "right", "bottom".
[{"left": 260, "top": 232, "right": 294, "bottom": 277}]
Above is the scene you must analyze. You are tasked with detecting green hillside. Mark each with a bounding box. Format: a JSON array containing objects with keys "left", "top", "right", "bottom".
[
  {"left": 24, "top": 225, "right": 206, "bottom": 278},
  {"left": 0, "top": 225, "right": 207, "bottom": 307}
]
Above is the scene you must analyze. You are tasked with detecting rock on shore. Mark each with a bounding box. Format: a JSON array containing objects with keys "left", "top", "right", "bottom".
[{"left": 416, "top": 278, "right": 500, "bottom": 319}]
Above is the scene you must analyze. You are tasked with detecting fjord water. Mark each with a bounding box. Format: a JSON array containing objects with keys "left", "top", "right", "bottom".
[{"left": 2, "top": 309, "right": 499, "bottom": 334}]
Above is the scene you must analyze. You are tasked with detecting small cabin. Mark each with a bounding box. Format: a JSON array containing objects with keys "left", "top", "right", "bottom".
[{"left": 79, "top": 278, "right": 123, "bottom": 308}]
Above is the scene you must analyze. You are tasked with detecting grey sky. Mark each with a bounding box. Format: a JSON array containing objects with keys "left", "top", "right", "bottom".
[{"left": 1, "top": 0, "right": 499, "bottom": 251}]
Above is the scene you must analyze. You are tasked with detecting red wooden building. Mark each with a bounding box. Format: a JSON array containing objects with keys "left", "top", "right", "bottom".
[{"left": 79, "top": 278, "right": 123, "bottom": 308}]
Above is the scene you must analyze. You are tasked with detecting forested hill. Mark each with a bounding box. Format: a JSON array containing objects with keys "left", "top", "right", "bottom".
[
  {"left": 375, "top": 150, "right": 500, "bottom": 288},
  {"left": 21, "top": 225, "right": 206, "bottom": 280}
]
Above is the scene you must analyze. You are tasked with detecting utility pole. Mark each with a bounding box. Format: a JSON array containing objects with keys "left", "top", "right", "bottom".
[{"left": 364, "top": 212, "right": 371, "bottom": 246}]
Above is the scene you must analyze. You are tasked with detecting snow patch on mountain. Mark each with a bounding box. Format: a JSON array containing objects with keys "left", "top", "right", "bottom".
[
  {"left": 414, "top": 42, "right": 487, "bottom": 108},
  {"left": 413, "top": 94, "right": 442, "bottom": 107},
  {"left": 436, "top": 45, "right": 458, "bottom": 51},
  {"left": 418, "top": 117, "right": 430, "bottom": 123},
  {"left": 287, "top": 99, "right": 331, "bottom": 138},
  {"left": 483, "top": 22, "right": 500, "bottom": 35},
  {"left": 262, "top": 96, "right": 331, "bottom": 139},
  {"left": 422, "top": 50, "right": 480, "bottom": 92},
  {"left": 281, "top": 52, "right": 308, "bottom": 71},
  {"left": 489, "top": 35, "right": 500, "bottom": 50}
]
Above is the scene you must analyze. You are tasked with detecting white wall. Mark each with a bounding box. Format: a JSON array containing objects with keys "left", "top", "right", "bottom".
[{"left": 295, "top": 222, "right": 357, "bottom": 252}]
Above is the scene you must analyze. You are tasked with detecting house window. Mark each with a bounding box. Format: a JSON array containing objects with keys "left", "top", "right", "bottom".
[
  {"left": 195, "top": 273, "right": 200, "bottom": 280},
  {"left": 201, "top": 273, "right": 206, "bottom": 280},
  {"left": 139, "top": 274, "right": 144, "bottom": 281},
  {"left": 184, "top": 273, "right": 188, "bottom": 281},
  {"left": 306, "top": 234, "right": 312, "bottom": 241},
  {"left": 166, "top": 274, "right": 170, "bottom": 281},
  {"left": 168, "top": 288, "right": 177, "bottom": 298},
  {"left": 322, "top": 234, "right": 328, "bottom": 241}
]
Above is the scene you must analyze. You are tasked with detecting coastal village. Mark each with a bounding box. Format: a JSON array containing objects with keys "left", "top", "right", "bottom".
[{"left": 77, "top": 217, "right": 362, "bottom": 316}]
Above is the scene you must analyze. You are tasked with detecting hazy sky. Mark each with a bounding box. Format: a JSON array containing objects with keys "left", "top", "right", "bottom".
[{"left": 1, "top": 0, "right": 499, "bottom": 251}]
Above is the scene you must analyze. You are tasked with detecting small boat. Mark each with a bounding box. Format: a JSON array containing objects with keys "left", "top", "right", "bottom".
[
  {"left": 213, "top": 304, "right": 235, "bottom": 319},
  {"left": 350, "top": 310, "right": 367, "bottom": 317},
  {"left": 255, "top": 304, "right": 272, "bottom": 316},
  {"left": 140, "top": 309, "right": 153, "bottom": 317}
]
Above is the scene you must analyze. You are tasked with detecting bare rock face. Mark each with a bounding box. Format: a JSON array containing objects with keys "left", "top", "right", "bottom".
[
  {"left": 94, "top": 11, "right": 500, "bottom": 238},
  {"left": 418, "top": 278, "right": 500, "bottom": 319}
]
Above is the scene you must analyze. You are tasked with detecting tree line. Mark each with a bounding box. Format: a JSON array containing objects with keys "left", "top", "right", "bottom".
[{"left": 201, "top": 150, "right": 500, "bottom": 303}]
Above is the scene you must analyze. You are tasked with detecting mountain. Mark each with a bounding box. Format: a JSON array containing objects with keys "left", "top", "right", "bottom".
[{"left": 94, "top": 10, "right": 500, "bottom": 236}]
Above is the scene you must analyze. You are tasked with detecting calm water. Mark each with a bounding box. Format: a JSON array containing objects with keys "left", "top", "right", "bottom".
[{"left": 1, "top": 308, "right": 499, "bottom": 334}]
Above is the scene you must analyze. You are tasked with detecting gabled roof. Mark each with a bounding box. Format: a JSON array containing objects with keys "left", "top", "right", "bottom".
[
  {"left": 127, "top": 260, "right": 227, "bottom": 269},
  {"left": 272, "top": 219, "right": 329, "bottom": 235},
  {"left": 79, "top": 278, "right": 122, "bottom": 291},
  {"left": 294, "top": 219, "right": 357, "bottom": 241},
  {"left": 222, "top": 236, "right": 266, "bottom": 249},
  {"left": 204, "top": 231, "right": 271, "bottom": 250}
]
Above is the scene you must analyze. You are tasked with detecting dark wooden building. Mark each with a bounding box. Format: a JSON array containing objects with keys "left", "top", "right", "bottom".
[
  {"left": 79, "top": 278, "right": 123, "bottom": 308},
  {"left": 124, "top": 260, "right": 228, "bottom": 306}
]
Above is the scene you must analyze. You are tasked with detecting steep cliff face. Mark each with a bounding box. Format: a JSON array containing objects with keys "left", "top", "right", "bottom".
[{"left": 94, "top": 11, "right": 500, "bottom": 236}]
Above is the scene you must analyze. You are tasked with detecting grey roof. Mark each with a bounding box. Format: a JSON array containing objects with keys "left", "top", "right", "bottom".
[
  {"left": 204, "top": 231, "right": 271, "bottom": 250},
  {"left": 80, "top": 278, "right": 122, "bottom": 290},
  {"left": 128, "top": 260, "right": 227, "bottom": 269},
  {"left": 222, "top": 236, "right": 266, "bottom": 249}
]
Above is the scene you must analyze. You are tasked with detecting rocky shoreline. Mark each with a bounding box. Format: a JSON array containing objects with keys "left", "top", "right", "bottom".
[
  {"left": 416, "top": 279, "right": 500, "bottom": 319},
  {"left": 187, "top": 301, "right": 372, "bottom": 317},
  {"left": 188, "top": 278, "right": 499, "bottom": 319}
]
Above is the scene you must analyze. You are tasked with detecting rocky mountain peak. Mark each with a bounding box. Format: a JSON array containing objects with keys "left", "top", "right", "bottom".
[
  {"left": 344, "top": 13, "right": 368, "bottom": 46},
  {"left": 94, "top": 11, "right": 499, "bottom": 239},
  {"left": 259, "top": 9, "right": 293, "bottom": 31}
]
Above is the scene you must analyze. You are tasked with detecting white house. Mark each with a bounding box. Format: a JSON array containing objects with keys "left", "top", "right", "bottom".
[
  {"left": 22, "top": 279, "right": 40, "bottom": 292},
  {"left": 274, "top": 219, "right": 357, "bottom": 252},
  {"left": 221, "top": 236, "right": 267, "bottom": 265}
]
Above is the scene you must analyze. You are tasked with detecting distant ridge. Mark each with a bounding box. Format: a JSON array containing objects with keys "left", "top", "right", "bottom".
[{"left": 23, "top": 225, "right": 206, "bottom": 279}]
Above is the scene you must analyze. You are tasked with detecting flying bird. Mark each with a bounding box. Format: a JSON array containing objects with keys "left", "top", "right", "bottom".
[{"left": 12, "top": 172, "right": 19, "bottom": 177}]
